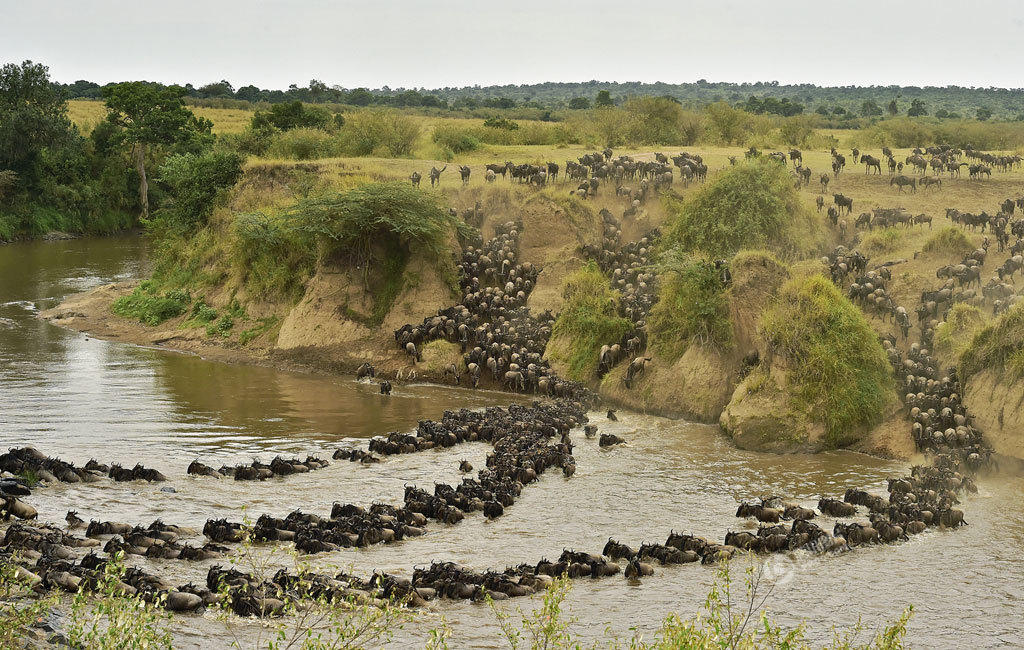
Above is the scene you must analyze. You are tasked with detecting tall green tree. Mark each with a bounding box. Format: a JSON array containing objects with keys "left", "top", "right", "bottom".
[
  {"left": 595, "top": 90, "right": 614, "bottom": 108},
  {"left": 101, "top": 81, "right": 210, "bottom": 218},
  {"left": 907, "top": 99, "right": 927, "bottom": 117},
  {"left": 0, "top": 60, "right": 74, "bottom": 190},
  {"left": 886, "top": 99, "right": 899, "bottom": 116}
]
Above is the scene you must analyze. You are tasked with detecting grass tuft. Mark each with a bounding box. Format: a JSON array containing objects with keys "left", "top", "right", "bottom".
[
  {"left": 960, "top": 301, "right": 1024, "bottom": 381},
  {"left": 649, "top": 256, "right": 732, "bottom": 359},
  {"left": 549, "top": 263, "right": 634, "bottom": 381},
  {"left": 661, "top": 159, "right": 823, "bottom": 259},
  {"left": 922, "top": 226, "right": 974, "bottom": 256}
]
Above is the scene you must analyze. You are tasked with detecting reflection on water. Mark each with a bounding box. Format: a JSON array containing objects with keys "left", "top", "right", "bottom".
[{"left": 1, "top": 236, "right": 1022, "bottom": 648}]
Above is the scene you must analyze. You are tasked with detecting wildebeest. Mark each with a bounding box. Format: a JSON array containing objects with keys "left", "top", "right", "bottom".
[
  {"left": 890, "top": 175, "right": 916, "bottom": 193},
  {"left": 429, "top": 165, "right": 446, "bottom": 187},
  {"left": 833, "top": 193, "right": 853, "bottom": 215},
  {"left": 459, "top": 165, "right": 471, "bottom": 185},
  {"left": 410, "top": 171, "right": 421, "bottom": 188}
]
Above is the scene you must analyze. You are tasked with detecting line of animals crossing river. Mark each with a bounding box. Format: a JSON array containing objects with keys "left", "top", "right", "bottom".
[{"left": 1, "top": 144, "right": 1019, "bottom": 620}]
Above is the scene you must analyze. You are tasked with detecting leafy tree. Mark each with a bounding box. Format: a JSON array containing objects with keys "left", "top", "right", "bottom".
[
  {"left": 250, "top": 101, "right": 330, "bottom": 131},
  {"left": 0, "top": 60, "right": 75, "bottom": 189},
  {"left": 154, "top": 150, "right": 242, "bottom": 232},
  {"left": 860, "top": 100, "right": 883, "bottom": 117},
  {"left": 977, "top": 106, "right": 993, "bottom": 121},
  {"left": 346, "top": 88, "right": 374, "bottom": 106},
  {"left": 567, "top": 97, "right": 591, "bottom": 110},
  {"left": 703, "top": 101, "right": 749, "bottom": 145},
  {"left": 907, "top": 98, "right": 927, "bottom": 117},
  {"left": 102, "top": 81, "right": 211, "bottom": 218},
  {"left": 196, "top": 80, "right": 234, "bottom": 98},
  {"left": 815, "top": 105, "right": 830, "bottom": 116},
  {"left": 595, "top": 90, "right": 614, "bottom": 108},
  {"left": 235, "top": 84, "right": 262, "bottom": 102},
  {"left": 886, "top": 99, "right": 899, "bottom": 116}
]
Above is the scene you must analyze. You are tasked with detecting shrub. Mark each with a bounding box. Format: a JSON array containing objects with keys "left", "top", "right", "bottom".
[
  {"left": 68, "top": 553, "right": 173, "bottom": 649},
  {"left": 111, "top": 282, "right": 191, "bottom": 325},
  {"left": 662, "top": 159, "right": 822, "bottom": 259},
  {"left": 760, "top": 274, "right": 893, "bottom": 446},
  {"left": 153, "top": 150, "right": 243, "bottom": 231},
  {"left": 548, "top": 263, "right": 634, "bottom": 381},
  {"left": 284, "top": 181, "right": 464, "bottom": 264},
  {"left": 923, "top": 226, "right": 973, "bottom": 256},
  {"left": 338, "top": 109, "right": 420, "bottom": 157},
  {"left": 483, "top": 116, "right": 519, "bottom": 130},
  {"left": 624, "top": 96, "right": 704, "bottom": 145},
  {"left": 266, "top": 127, "right": 340, "bottom": 160},
  {"left": 250, "top": 100, "right": 331, "bottom": 131},
  {"left": 703, "top": 101, "right": 751, "bottom": 144},
  {"left": 960, "top": 301, "right": 1024, "bottom": 381},
  {"left": 431, "top": 124, "right": 480, "bottom": 153},
  {"left": 649, "top": 257, "right": 732, "bottom": 358}
]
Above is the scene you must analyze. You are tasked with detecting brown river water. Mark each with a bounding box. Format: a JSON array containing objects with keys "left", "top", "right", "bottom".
[{"left": 1, "top": 235, "right": 1022, "bottom": 648}]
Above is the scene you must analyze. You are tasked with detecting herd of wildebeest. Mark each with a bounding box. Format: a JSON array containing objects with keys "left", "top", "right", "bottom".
[{"left": 0, "top": 141, "right": 1017, "bottom": 626}]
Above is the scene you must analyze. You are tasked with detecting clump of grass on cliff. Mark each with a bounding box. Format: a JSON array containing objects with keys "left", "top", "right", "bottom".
[
  {"left": 548, "top": 262, "right": 633, "bottom": 381},
  {"left": 649, "top": 254, "right": 732, "bottom": 359},
  {"left": 934, "top": 303, "right": 986, "bottom": 361},
  {"left": 661, "top": 159, "right": 823, "bottom": 259},
  {"left": 111, "top": 282, "right": 191, "bottom": 326},
  {"left": 861, "top": 228, "right": 904, "bottom": 255},
  {"left": 960, "top": 301, "right": 1024, "bottom": 381},
  {"left": 760, "top": 274, "right": 893, "bottom": 447},
  {"left": 922, "top": 226, "right": 973, "bottom": 256}
]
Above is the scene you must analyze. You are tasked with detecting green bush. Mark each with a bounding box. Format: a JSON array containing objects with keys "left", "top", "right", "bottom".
[
  {"left": 760, "top": 274, "right": 893, "bottom": 446},
  {"left": 662, "top": 159, "right": 822, "bottom": 259},
  {"left": 189, "top": 299, "right": 218, "bottom": 323},
  {"left": 250, "top": 100, "right": 331, "bottom": 131},
  {"left": 431, "top": 124, "right": 480, "bottom": 153},
  {"left": 285, "top": 181, "right": 465, "bottom": 263},
  {"left": 960, "top": 301, "right": 1024, "bottom": 381},
  {"left": 649, "top": 257, "right": 732, "bottom": 358},
  {"left": 153, "top": 150, "right": 243, "bottom": 231},
  {"left": 549, "top": 263, "right": 634, "bottom": 381},
  {"left": 111, "top": 282, "right": 191, "bottom": 325},
  {"left": 266, "top": 127, "right": 340, "bottom": 160},
  {"left": 338, "top": 109, "right": 420, "bottom": 157},
  {"left": 623, "top": 96, "right": 704, "bottom": 145},
  {"left": 923, "top": 226, "right": 974, "bottom": 256}
]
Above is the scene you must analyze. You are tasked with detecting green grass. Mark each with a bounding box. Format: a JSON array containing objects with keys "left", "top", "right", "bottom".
[
  {"left": 648, "top": 256, "right": 732, "bottom": 358},
  {"left": 960, "top": 301, "right": 1024, "bottom": 381},
  {"left": 661, "top": 159, "right": 823, "bottom": 259},
  {"left": 922, "top": 226, "right": 974, "bottom": 256},
  {"left": 239, "top": 316, "right": 280, "bottom": 345},
  {"left": 111, "top": 282, "right": 191, "bottom": 326},
  {"left": 760, "top": 274, "right": 893, "bottom": 446},
  {"left": 934, "top": 303, "right": 985, "bottom": 360},
  {"left": 861, "top": 228, "right": 904, "bottom": 255},
  {"left": 549, "top": 262, "right": 634, "bottom": 381}
]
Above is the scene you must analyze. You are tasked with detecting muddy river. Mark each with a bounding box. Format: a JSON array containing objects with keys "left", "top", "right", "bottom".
[{"left": 1, "top": 236, "right": 1022, "bottom": 648}]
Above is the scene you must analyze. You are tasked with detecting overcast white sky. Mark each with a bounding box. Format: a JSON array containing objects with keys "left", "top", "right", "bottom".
[{"left": 4, "top": 0, "right": 1024, "bottom": 89}]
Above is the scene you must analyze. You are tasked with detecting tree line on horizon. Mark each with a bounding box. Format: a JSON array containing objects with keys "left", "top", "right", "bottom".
[{"left": 59, "top": 77, "right": 1024, "bottom": 121}]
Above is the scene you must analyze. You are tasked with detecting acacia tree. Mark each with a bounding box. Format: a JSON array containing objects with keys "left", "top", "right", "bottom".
[
  {"left": 101, "top": 82, "right": 210, "bottom": 218},
  {"left": 0, "top": 60, "right": 74, "bottom": 190}
]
